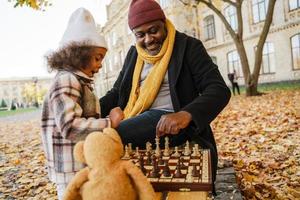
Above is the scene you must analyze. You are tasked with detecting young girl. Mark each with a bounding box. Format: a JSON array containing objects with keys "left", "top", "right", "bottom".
[{"left": 41, "top": 8, "right": 124, "bottom": 200}]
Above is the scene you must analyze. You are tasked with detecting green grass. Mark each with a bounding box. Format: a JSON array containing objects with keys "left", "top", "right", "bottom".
[
  {"left": 237, "top": 80, "right": 300, "bottom": 94},
  {"left": 0, "top": 108, "right": 38, "bottom": 118}
]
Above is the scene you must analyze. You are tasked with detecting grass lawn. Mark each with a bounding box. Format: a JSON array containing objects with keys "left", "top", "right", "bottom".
[
  {"left": 236, "top": 80, "right": 300, "bottom": 94},
  {"left": 0, "top": 108, "right": 38, "bottom": 118}
]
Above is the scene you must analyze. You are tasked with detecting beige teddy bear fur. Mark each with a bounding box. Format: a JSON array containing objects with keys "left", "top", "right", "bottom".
[{"left": 63, "top": 128, "right": 156, "bottom": 200}]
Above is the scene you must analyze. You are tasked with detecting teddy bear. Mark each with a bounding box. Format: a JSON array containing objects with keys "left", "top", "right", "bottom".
[{"left": 63, "top": 128, "right": 156, "bottom": 200}]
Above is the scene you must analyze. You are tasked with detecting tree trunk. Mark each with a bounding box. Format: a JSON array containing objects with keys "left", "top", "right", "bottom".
[
  {"left": 234, "top": 39, "right": 259, "bottom": 96},
  {"left": 245, "top": 76, "right": 259, "bottom": 96}
]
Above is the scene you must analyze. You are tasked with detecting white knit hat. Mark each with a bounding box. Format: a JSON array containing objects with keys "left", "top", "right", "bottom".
[{"left": 59, "top": 8, "right": 107, "bottom": 49}]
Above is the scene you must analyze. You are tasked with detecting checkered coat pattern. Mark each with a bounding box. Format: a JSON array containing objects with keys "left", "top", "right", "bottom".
[{"left": 41, "top": 70, "right": 110, "bottom": 184}]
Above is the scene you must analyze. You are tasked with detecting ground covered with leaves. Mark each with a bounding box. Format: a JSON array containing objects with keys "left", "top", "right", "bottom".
[
  {"left": 0, "top": 89, "right": 299, "bottom": 200},
  {"left": 213, "top": 89, "right": 300, "bottom": 199}
]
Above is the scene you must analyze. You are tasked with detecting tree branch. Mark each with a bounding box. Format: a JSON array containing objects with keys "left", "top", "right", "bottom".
[
  {"left": 197, "top": 0, "right": 237, "bottom": 40},
  {"left": 253, "top": 0, "right": 277, "bottom": 76},
  {"left": 236, "top": 1, "right": 243, "bottom": 38},
  {"left": 222, "top": 0, "right": 237, "bottom": 7}
]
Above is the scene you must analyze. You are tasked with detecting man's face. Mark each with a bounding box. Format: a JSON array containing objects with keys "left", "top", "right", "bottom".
[{"left": 133, "top": 20, "right": 167, "bottom": 56}]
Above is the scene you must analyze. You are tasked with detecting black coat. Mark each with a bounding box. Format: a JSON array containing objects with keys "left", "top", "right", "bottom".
[{"left": 100, "top": 31, "right": 231, "bottom": 183}]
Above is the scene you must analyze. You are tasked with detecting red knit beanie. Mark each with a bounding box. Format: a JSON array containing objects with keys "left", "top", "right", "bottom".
[{"left": 128, "top": 0, "right": 166, "bottom": 30}]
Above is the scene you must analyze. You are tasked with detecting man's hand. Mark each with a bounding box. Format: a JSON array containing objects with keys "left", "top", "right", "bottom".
[
  {"left": 109, "top": 107, "right": 124, "bottom": 128},
  {"left": 156, "top": 111, "right": 192, "bottom": 137}
]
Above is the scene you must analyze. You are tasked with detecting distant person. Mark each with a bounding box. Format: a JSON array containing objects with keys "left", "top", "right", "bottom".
[
  {"left": 100, "top": 0, "right": 231, "bottom": 191},
  {"left": 228, "top": 70, "right": 240, "bottom": 95},
  {"left": 40, "top": 8, "right": 123, "bottom": 200}
]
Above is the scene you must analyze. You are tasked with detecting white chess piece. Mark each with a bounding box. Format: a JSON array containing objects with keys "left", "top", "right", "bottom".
[
  {"left": 173, "top": 146, "right": 180, "bottom": 157},
  {"left": 194, "top": 144, "right": 200, "bottom": 156},
  {"left": 146, "top": 142, "right": 152, "bottom": 153},
  {"left": 128, "top": 143, "right": 133, "bottom": 155},
  {"left": 163, "top": 136, "right": 170, "bottom": 156},
  {"left": 191, "top": 147, "right": 197, "bottom": 157},
  {"left": 183, "top": 141, "right": 191, "bottom": 156},
  {"left": 155, "top": 136, "right": 161, "bottom": 157},
  {"left": 135, "top": 146, "right": 140, "bottom": 157},
  {"left": 123, "top": 145, "right": 130, "bottom": 159},
  {"left": 186, "top": 167, "right": 194, "bottom": 183}
]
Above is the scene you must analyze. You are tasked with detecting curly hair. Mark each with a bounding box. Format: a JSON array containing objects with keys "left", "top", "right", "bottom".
[{"left": 46, "top": 42, "right": 96, "bottom": 72}]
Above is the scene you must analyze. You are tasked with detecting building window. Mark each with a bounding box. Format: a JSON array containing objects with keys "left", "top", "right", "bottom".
[
  {"left": 227, "top": 50, "right": 242, "bottom": 77},
  {"left": 224, "top": 5, "right": 238, "bottom": 31},
  {"left": 291, "top": 34, "right": 300, "bottom": 70},
  {"left": 160, "top": 0, "right": 169, "bottom": 9},
  {"left": 289, "top": 0, "right": 300, "bottom": 10},
  {"left": 252, "top": 0, "right": 269, "bottom": 23},
  {"left": 259, "top": 42, "right": 275, "bottom": 74},
  {"left": 203, "top": 15, "right": 215, "bottom": 40}
]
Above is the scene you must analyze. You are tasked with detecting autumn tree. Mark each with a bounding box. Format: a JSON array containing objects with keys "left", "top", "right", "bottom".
[
  {"left": 8, "top": 0, "right": 51, "bottom": 10},
  {"left": 179, "top": 0, "right": 277, "bottom": 96},
  {"left": 21, "top": 83, "right": 47, "bottom": 107}
]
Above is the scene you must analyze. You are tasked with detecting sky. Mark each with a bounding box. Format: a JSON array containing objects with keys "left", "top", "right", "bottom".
[{"left": 0, "top": 0, "right": 111, "bottom": 79}]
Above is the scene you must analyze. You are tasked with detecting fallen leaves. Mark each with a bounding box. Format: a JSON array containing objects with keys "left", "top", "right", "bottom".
[
  {"left": 0, "top": 120, "right": 57, "bottom": 199},
  {"left": 0, "top": 89, "right": 299, "bottom": 199},
  {"left": 213, "top": 89, "right": 300, "bottom": 200}
]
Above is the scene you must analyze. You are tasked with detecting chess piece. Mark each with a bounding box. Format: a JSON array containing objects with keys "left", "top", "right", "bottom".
[
  {"left": 173, "top": 146, "right": 180, "bottom": 157},
  {"left": 155, "top": 136, "right": 161, "bottom": 157},
  {"left": 135, "top": 147, "right": 140, "bottom": 158},
  {"left": 192, "top": 164, "right": 199, "bottom": 177},
  {"left": 194, "top": 144, "right": 200, "bottom": 156},
  {"left": 149, "top": 156, "right": 159, "bottom": 178},
  {"left": 186, "top": 167, "right": 194, "bottom": 183},
  {"left": 163, "top": 136, "right": 170, "bottom": 156},
  {"left": 173, "top": 161, "right": 183, "bottom": 178},
  {"left": 128, "top": 143, "right": 133, "bottom": 155},
  {"left": 180, "top": 157, "right": 187, "bottom": 169},
  {"left": 146, "top": 142, "right": 152, "bottom": 153},
  {"left": 162, "top": 160, "right": 171, "bottom": 177},
  {"left": 191, "top": 147, "right": 197, "bottom": 157},
  {"left": 139, "top": 155, "right": 147, "bottom": 175},
  {"left": 158, "top": 154, "right": 164, "bottom": 165},
  {"left": 183, "top": 141, "right": 191, "bottom": 156},
  {"left": 123, "top": 145, "right": 130, "bottom": 159},
  {"left": 145, "top": 151, "right": 151, "bottom": 165}
]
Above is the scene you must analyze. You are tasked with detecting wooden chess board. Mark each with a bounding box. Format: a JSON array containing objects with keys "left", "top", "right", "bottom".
[{"left": 122, "top": 149, "right": 212, "bottom": 192}]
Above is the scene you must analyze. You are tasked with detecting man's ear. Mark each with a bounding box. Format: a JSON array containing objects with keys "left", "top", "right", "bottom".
[{"left": 73, "top": 141, "right": 86, "bottom": 163}]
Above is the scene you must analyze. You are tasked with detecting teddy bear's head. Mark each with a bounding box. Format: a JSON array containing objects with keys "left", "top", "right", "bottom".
[{"left": 73, "top": 128, "right": 124, "bottom": 168}]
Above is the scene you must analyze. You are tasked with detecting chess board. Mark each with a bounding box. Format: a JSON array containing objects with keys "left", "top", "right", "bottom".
[{"left": 122, "top": 149, "right": 212, "bottom": 192}]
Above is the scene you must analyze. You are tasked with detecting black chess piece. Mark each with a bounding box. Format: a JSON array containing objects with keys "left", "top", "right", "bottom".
[
  {"left": 139, "top": 155, "right": 147, "bottom": 175},
  {"left": 162, "top": 160, "right": 171, "bottom": 177},
  {"left": 192, "top": 164, "right": 199, "bottom": 177},
  {"left": 158, "top": 154, "right": 164, "bottom": 165},
  {"left": 145, "top": 151, "right": 151, "bottom": 165},
  {"left": 180, "top": 157, "right": 187, "bottom": 169},
  {"left": 173, "top": 161, "right": 183, "bottom": 178},
  {"left": 149, "top": 156, "right": 159, "bottom": 178}
]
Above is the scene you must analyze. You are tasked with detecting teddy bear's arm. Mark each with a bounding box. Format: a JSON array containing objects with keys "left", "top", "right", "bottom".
[
  {"left": 63, "top": 167, "right": 90, "bottom": 200},
  {"left": 124, "top": 161, "right": 156, "bottom": 200}
]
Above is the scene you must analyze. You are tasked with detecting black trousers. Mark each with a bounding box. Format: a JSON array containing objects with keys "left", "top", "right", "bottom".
[{"left": 231, "top": 82, "right": 240, "bottom": 95}]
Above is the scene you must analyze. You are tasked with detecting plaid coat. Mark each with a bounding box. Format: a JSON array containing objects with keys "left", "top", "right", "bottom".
[{"left": 41, "top": 70, "right": 110, "bottom": 184}]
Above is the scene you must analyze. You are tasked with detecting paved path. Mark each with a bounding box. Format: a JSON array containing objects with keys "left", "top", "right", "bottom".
[{"left": 0, "top": 109, "right": 41, "bottom": 122}]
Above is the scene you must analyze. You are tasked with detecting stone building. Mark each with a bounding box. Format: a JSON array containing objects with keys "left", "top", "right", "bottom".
[
  {"left": 96, "top": 0, "right": 300, "bottom": 96},
  {"left": 0, "top": 77, "right": 52, "bottom": 108}
]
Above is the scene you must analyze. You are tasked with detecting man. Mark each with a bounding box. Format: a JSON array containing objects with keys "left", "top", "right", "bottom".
[
  {"left": 100, "top": 0, "right": 231, "bottom": 188},
  {"left": 228, "top": 69, "right": 240, "bottom": 95}
]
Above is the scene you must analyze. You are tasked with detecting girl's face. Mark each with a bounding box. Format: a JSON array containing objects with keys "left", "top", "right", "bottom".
[{"left": 81, "top": 47, "right": 107, "bottom": 78}]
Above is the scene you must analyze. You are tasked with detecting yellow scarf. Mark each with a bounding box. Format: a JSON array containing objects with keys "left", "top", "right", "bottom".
[{"left": 124, "top": 19, "right": 176, "bottom": 119}]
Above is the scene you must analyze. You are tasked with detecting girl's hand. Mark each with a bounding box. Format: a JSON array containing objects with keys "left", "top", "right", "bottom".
[{"left": 109, "top": 107, "right": 124, "bottom": 128}]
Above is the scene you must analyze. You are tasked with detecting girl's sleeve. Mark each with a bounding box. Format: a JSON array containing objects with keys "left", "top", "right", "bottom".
[{"left": 50, "top": 73, "right": 110, "bottom": 141}]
